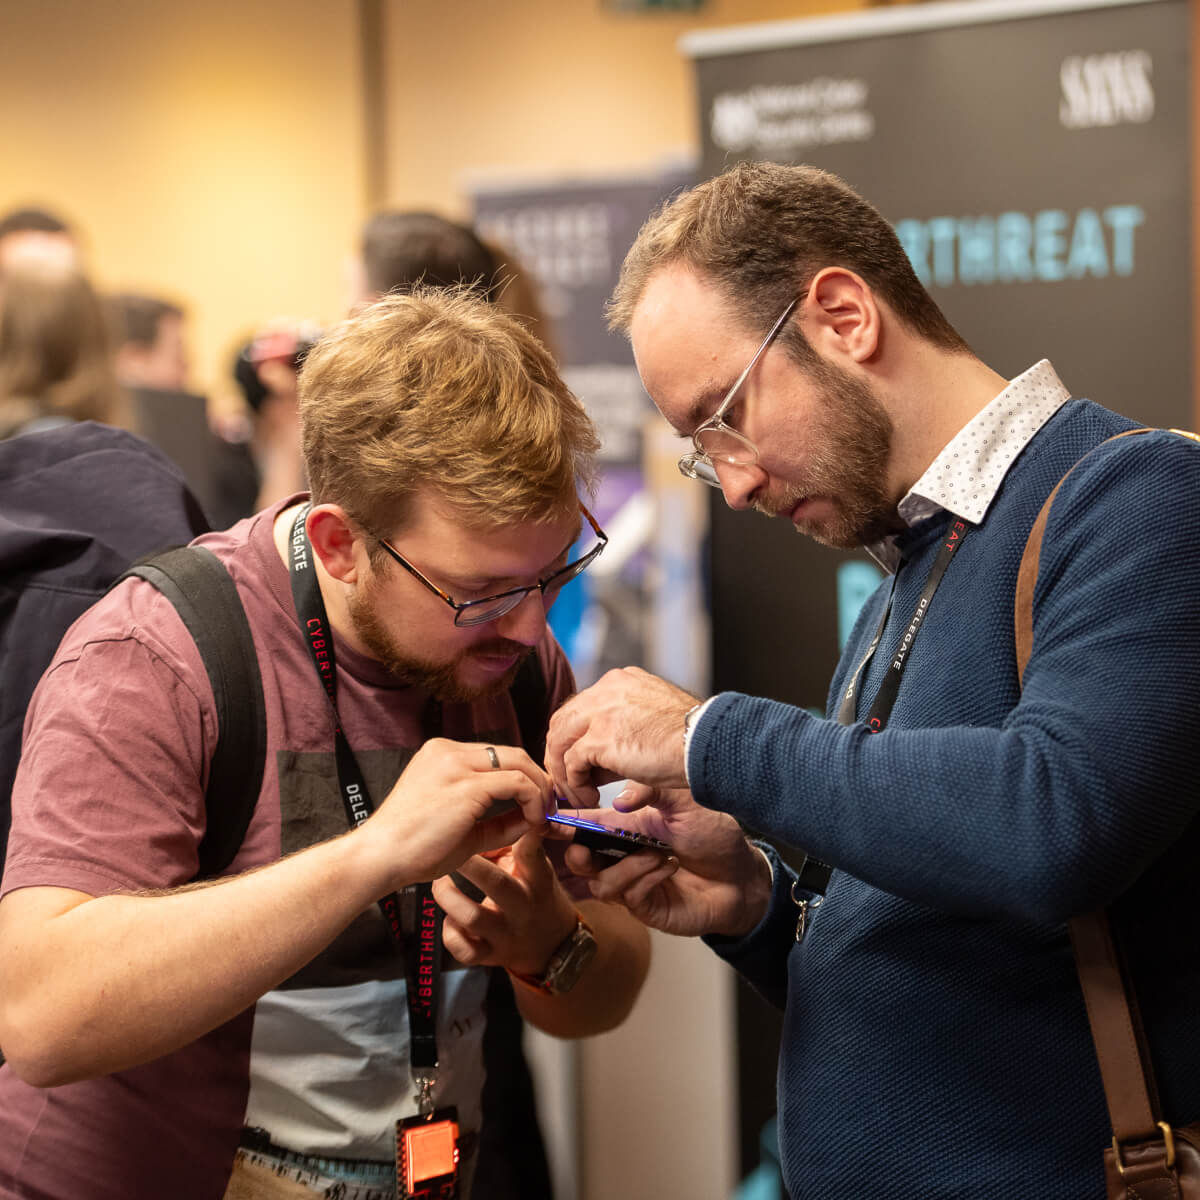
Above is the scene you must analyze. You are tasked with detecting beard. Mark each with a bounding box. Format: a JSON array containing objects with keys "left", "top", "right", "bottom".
[
  {"left": 751, "top": 358, "right": 896, "bottom": 550},
  {"left": 346, "top": 583, "right": 532, "bottom": 703}
]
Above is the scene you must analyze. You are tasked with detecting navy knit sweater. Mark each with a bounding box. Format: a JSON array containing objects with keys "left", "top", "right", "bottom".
[{"left": 694, "top": 399, "right": 1200, "bottom": 1198}]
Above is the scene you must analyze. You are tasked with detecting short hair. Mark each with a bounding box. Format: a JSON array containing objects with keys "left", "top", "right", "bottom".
[
  {"left": 299, "top": 287, "right": 598, "bottom": 538},
  {"left": 0, "top": 207, "right": 71, "bottom": 240},
  {"left": 608, "top": 161, "right": 968, "bottom": 355},
  {"left": 361, "top": 211, "right": 498, "bottom": 299},
  {"left": 107, "top": 292, "right": 184, "bottom": 348},
  {"left": 0, "top": 260, "right": 125, "bottom": 432}
]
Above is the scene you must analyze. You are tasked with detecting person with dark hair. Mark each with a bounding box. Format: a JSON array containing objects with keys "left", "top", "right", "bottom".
[
  {"left": 0, "top": 207, "right": 78, "bottom": 273},
  {"left": 106, "top": 290, "right": 261, "bottom": 530},
  {"left": 360, "top": 210, "right": 498, "bottom": 301},
  {"left": 0, "top": 259, "right": 124, "bottom": 438},
  {"left": 0, "top": 288, "right": 649, "bottom": 1200},
  {"left": 545, "top": 161, "right": 1200, "bottom": 1198},
  {"left": 108, "top": 292, "right": 189, "bottom": 392}
]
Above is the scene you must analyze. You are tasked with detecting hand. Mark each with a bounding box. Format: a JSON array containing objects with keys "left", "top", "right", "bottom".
[
  {"left": 432, "top": 830, "right": 579, "bottom": 977},
  {"left": 367, "top": 739, "right": 555, "bottom": 892},
  {"left": 559, "top": 784, "right": 771, "bottom": 939},
  {"left": 545, "top": 667, "right": 697, "bottom": 806}
]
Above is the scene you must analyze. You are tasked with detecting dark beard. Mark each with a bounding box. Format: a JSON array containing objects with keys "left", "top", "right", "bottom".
[
  {"left": 347, "top": 587, "right": 532, "bottom": 703},
  {"left": 751, "top": 357, "right": 895, "bottom": 550}
]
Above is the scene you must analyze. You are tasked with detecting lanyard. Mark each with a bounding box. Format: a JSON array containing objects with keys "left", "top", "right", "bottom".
[
  {"left": 793, "top": 518, "right": 971, "bottom": 907},
  {"left": 837, "top": 518, "right": 971, "bottom": 731},
  {"left": 287, "top": 504, "right": 442, "bottom": 1089}
]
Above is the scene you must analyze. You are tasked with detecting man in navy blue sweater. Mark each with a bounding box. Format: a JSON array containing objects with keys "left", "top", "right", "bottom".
[{"left": 545, "top": 161, "right": 1200, "bottom": 1197}]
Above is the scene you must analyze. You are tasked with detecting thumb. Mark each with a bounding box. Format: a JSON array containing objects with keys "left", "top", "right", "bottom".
[
  {"left": 511, "top": 826, "right": 554, "bottom": 881},
  {"left": 612, "top": 780, "right": 661, "bottom": 812}
]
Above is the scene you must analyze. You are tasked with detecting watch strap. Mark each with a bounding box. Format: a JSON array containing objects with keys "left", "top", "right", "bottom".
[{"left": 511, "top": 913, "right": 597, "bottom": 996}]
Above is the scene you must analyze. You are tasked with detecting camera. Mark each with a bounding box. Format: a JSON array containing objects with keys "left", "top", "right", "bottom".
[{"left": 232, "top": 323, "right": 322, "bottom": 411}]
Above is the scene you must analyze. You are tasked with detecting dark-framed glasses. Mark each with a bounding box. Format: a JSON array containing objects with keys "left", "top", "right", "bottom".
[
  {"left": 678, "top": 295, "right": 801, "bottom": 488},
  {"left": 377, "top": 503, "right": 608, "bottom": 627}
]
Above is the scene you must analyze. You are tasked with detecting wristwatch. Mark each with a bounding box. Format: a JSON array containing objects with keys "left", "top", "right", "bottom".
[
  {"left": 512, "top": 915, "right": 598, "bottom": 995},
  {"left": 683, "top": 701, "right": 706, "bottom": 745}
]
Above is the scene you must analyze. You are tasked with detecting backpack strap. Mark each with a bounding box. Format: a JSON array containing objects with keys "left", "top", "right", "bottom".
[{"left": 120, "top": 546, "right": 267, "bottom": 879}]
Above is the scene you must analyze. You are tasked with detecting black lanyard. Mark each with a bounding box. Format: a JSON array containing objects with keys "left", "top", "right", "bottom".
[
  {"left": 837, "top": 518, "right": 971, "bottom": 731},
  {"left": 287, "top": 504, "right": 442, "bottom": 1080},
  {"left": 794, "top": 518, "right": 971, "bottom": 903}
]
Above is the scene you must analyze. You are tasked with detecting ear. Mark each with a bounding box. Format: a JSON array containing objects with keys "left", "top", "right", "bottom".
[
  {"left": 306, "top": 504, "right": 364, "bottom": 584},
  {"left": 802, "top": 267, "right": 881, "bottom": 364}
]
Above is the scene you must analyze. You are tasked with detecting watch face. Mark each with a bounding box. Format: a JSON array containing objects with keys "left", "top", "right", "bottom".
[{"left": 544, "top": 922, "right": 598, "bottom": 995}]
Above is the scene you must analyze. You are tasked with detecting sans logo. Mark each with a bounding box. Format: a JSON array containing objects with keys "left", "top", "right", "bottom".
[{"left": 1060, "top": 50, "right": 1154, "bottom": 128}]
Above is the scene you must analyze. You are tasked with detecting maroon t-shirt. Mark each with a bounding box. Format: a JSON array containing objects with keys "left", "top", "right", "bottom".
[{"left": 0, "top": 498, "right": 573, "bottom": 1200}]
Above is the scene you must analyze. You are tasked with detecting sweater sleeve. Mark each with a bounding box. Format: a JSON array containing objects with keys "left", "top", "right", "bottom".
[
  {"left": 687, "top": 431, "right": 1200, "bottom": 924},
  {"left": 702, "top": 841, "right": 799, "bottom": 1011}
]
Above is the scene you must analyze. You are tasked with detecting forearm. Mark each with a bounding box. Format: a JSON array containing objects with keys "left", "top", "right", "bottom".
[
  {"left": 512, "top": 900, "right": 650, "bottom": 1038},
  {"left": 0, "top": 829, "right": 388, "bottom": 1086}
]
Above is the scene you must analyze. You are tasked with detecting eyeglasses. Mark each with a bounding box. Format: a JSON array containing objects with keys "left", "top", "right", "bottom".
[
  {"left": 376, "top": 504, "right": 608, "bottom": 627},
  {"left": 678, "top": 295, "right": 801, "bottom": 488}
]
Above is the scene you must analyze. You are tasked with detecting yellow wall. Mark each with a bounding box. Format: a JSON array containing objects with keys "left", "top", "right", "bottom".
[
  {"left": 1, "top": 0, "right": 863, "bottom": 412},
  {"left": 0, "top": 0, "right": 365, "bottom": 412},
  {"left": 381, "top": 0, "right": 865, "bottom": 214}
]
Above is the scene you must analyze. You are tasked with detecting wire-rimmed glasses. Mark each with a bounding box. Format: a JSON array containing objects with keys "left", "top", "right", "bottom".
[{"left": 678, "top": 295, "right": 801, "bottom": 488}]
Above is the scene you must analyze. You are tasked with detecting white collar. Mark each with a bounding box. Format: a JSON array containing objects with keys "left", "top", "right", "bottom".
[{"left": 867, "top": 359, "right": 1071, "bottom": 571}]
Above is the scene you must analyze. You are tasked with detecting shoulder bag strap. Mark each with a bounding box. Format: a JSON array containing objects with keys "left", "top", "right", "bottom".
[{"left": 1015, "top": 426, "right": 1162, "bottom": 1144}]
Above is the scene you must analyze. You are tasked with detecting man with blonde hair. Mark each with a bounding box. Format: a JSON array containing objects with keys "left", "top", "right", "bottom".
[
  {"left": 0, "top": 289, "right": 650, "bottom": 1199},
  {"left": 546, "top": 161, "right": 1200, "bottom": 1197}
]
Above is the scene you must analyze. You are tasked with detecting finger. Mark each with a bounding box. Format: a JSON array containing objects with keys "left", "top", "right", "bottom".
[
  {"left": 562, "top": 843, "right": 602, "bottom": 878},
  {"left": 472, "top": 807, "right": 541, "bottom": 858},
  {"left": 620, "top": 859, "right": 681, "bottom": 910},
  {"left": 455, "top": 852, "right": 525, "bottom": 905},
  {"left": 611, "top": 780, "right": 659, "bottom": 813},
  {"left": 431, "top": 874, "right": 487, "bottom": 926},
  {"left": 558, "top": 745, "right": 603, "bottom": 808},
  {"left": 474, "top": 769, "right": 556, "bottom": 825},
  {"left": 440, "top": 917, "right": 491, "bottom": 966},
  {"left": 470, "top": 742, "right": 549, "bottom": 789},
  {"left": 543, "top": 701, "right": 580, "bottom": 789},
  {"left": 585, "top": 852, "right": 667, "bottom": 902},
  {"left": 509, "top": 828, "right": 554, "bottom": 882}
]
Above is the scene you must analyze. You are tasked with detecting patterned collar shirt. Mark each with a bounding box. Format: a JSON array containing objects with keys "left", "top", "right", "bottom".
[{"left": 867, "top": 359, "right": 1072, "bottom": 572}]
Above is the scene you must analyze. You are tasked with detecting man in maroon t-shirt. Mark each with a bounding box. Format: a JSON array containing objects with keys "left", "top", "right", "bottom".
[{"left": 0, "top": 289, "right": 651, "bottom": 1199}]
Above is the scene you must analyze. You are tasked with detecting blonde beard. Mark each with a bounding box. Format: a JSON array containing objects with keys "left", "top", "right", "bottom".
[{"left": 346, "top": 580, "right": 531, "bottom": 702}]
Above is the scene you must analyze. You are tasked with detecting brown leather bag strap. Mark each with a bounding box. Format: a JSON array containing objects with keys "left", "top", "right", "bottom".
[
  {"left": 1014, "top": 427, "right": 1162, "bottom": 1143},
  {"left": 1067, "top": 912, "right": 1161, "bottom": 1141},
  {"left": 1014, "top": 428, "right": 1153, "bottom": 683}
]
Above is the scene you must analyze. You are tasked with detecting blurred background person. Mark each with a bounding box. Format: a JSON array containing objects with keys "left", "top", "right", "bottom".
[
  {"left": 0, "top": 207, "right": 80, "bottom": 276},
  {"left": 356, "top": 208, "right": 499, "bottom": 303},
  {"left": 225, "top": 210, "right": 511, "bottom": 519},
  {"left": 109, "top": 290, "right": 260, "bottom": 529},
  {"left": 108, "top": 292, "right": 189, "bottom": 392},
  {"left": 0, "top": 259, "right": 125, "bottom": 440}
]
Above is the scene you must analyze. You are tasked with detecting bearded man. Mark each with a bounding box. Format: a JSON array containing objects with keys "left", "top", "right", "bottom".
[
  {"left": 545, "top": 161, "right": 1200, "bottom": 1199},
  {"left": 0, "top": 288, "right": 649, "bottom": 1200}
]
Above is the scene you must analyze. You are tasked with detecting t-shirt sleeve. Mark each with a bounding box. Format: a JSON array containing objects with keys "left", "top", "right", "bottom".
[{"left": 2, "top": 591, "right": 217, "bottom": 899}]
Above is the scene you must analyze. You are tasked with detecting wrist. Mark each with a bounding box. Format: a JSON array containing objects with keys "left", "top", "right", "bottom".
[
  {"left": 510, "top": 911, "right": 598, "bottom": 996},
  {"left": 716, "top": 844, "right": 773, "bottom": 939},
  {"left": 512, "top": 900, "right": 579, "bottom": 979}
]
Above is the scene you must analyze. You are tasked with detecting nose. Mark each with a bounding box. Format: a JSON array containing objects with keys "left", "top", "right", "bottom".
[
  {"left": 714, "top": 457, "right": 768, "bottom": 511},
  {"left": 493, "top": 588, "right": 549, "bottom": 646}
]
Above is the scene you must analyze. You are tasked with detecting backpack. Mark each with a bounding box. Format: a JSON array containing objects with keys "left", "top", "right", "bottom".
[{"left": 0, "top": 421, "right": 266, "bottom": 877}]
